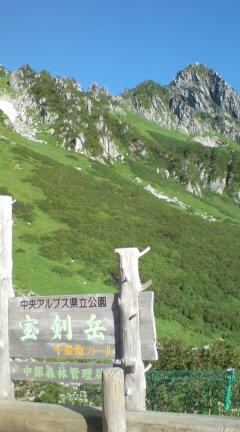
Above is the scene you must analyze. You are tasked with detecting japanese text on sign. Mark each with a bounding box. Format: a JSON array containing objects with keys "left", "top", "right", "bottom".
[
  {"left": 18, "top": 313, "right": 107, "bottom": 343},
  {"left": 10, "top": 361, "right": 111, "bottom": 384},
  {"left": 19, "top": 296, "right": 107, "bottom": 310}
]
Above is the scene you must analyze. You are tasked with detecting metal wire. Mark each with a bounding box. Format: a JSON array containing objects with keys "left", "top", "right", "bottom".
[{"left": 146, "top": 368, "right": 240, "bottom": 416}]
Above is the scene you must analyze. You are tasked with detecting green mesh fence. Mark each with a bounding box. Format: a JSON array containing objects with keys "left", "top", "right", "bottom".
[{"left": 146, "top": 369, "right": 240, "bottom": 416}]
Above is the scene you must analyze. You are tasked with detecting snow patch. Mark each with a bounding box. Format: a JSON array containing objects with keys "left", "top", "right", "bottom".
[
  {"left": 194, "top": 211, "right": 216, "bottom": 222},
  {"left": 0, "top": 100, "right": 18, "bottom": 123},
  {"left": 141, "top": 181, "right": 216, "bottom": 222},
  {"left": 0, "top": 96, "right": 42, "bottom": 141},
  {"left": 144, "top": 184, "right": 188, "bottom": 209}
]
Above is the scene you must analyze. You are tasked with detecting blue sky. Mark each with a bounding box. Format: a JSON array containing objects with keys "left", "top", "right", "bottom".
[{"left": 0, "top": 0, "right": 239, "bottom": 94}]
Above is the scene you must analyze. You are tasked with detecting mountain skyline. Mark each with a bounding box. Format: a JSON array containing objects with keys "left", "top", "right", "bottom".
[
  {"left": 1, "top": 62, "right": 239, "bottom": 98},
  {"left": 1, "top": 61, "right": 240, "bottom": 200},
  {"left": 1, "top": 0, "right": 239, "bottom": 95}
]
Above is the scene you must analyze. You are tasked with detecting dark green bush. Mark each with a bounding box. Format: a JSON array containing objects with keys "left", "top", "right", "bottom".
[{"left": 14, "top": 200, "right": 34, "bottom": 223}]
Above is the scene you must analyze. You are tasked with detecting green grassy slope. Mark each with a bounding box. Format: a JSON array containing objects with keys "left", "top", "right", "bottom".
[{"left": 0, "top": 118, "right": 240, "bottom": 346}]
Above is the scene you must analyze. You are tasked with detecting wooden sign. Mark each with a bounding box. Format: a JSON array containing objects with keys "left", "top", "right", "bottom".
[
  {"left": 10, "top": 360, "right": 111, "bottom": 384},
  {"left": 1, "top": 196, "right": 157, "bottom": 418},
  {"left": 8, "top": 292, "right": 157, "bottom": 361}
]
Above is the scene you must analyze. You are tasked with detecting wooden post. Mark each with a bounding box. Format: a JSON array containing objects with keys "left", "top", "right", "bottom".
[
  {"left": 0, "top": 196, "right": 14, "bottom": 399},
  {"left": 102, "top": 368, "right": 126, "bottom": 432},
  {"left": 115, "top": 247, "right": 150, "bottom": 411}
]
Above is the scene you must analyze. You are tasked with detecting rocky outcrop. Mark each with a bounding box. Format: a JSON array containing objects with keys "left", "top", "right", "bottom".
[
  {"left": 0, "top": 93, "right": 38, "bottom": 141},
  {"left": 170, "top": 64, "right": 240, "bottom": 121},
  {"left": 130, "top": 139, "right": 147, "bottom": 156},
  {"left": 89, "top": 82, "right": 109, "bottom": 100},
  {"left": 86, "top": 98, "right": 92, "bottom": 115},
  {"left": 186, "top": 182, "right": 202, "bottom": 197},
  {"left": 209, "top": 177, "right": 226, "bottom": 195},
  {"left": 0, "top": 63, "right": 239, "bottom": 202},
  {"left": 234, "top": 190, "right": 240, "bottom": 203},
  {"left": 74, "top": 132, "right": 86, "bottom": 153},
  {"left": 122, "top": 64, "right": 240, "bottom": 142},
  {"left": 194, "top": 136, "right": 219, "bottom": 148},
  {"left": 99, "top": 132, "right": 120, "bottom": 159}
]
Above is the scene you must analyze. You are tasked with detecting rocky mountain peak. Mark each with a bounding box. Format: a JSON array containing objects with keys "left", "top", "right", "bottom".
[
  {"left": 169, "top": 63, "right": 240, "bottom": 121},
  {"left": 122, "top": 63, "right": 240, "bottom": 141},
  {"left": 0, "top": 63, "right": 240, "bottom": 204},
  {"left": 170, "top": 63, "right": 221, "bottom": 88}
]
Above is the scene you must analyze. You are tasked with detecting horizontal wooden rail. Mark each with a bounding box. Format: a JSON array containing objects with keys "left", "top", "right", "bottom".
[{"left": 0, "top": 401, "right": 239, "bottom": 432}]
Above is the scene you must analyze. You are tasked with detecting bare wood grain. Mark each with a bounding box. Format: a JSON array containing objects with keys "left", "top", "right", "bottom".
[
  {"left": 102, "top": 368, "right": 126, "bottom": 432},
  {"left": 116, "top": 247, "right": 148, "bottom": 411},
  {"left": 0, "top": 196, "right": 14, "bottom": 399}
]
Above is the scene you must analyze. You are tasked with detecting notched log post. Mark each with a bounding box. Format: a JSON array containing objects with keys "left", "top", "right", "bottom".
[
  {"left": 115, "top": 247, "right": 151, "bottom": 411},
  {"left": 0, "top": 196, "right": 14, "bottom": 400}
]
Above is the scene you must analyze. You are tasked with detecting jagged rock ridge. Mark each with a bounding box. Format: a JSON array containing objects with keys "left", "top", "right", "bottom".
[
  {"left": 123, "top": 64, "right": 240, "bottom": 142},
  {"left": 0, "top": 63, "right": 240, "bottom": 202}
]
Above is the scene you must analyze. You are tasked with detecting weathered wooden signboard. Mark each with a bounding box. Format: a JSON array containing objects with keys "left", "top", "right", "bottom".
[
  {"left": 8, "top": 292, "right": 157, "bottom": 362},
  {"left": 1, "top": 195, "right": 158, "bottom": 418}
]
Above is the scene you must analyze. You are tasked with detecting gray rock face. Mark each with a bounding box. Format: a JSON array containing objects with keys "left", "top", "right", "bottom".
[
  {"left": 194, "top": 136, "right": 219, "bottom": 148},
  {"left": 89, "top": 82, "right": 109, "bottom": 100},
  {"left": 234, "top": 190, "right": 240, "bottom": 203},
  {"left": 1, "top": 69, "right": 40, "bottom": 140},
  {"left": 99, "top": 133, "right": 120, "bottom": 159},
  {"left": 6, "top": 66, "right": 86, "bottom": 146},
  {"left": 209, "top": 177, "right": 226, "bottom": 195},
  {"left": 123, "top": 64, "right": 240, "bottom": 141},
  {"left": 86, "top": 98, "right": 92, "bottom": 115},
  {"left": 186, "top": 182, "right": 202, "bottom": 197},
  {"left": 96, "top": 115, "right": 106, "bottom": 132},
  {"left": 74, "top": 132, "right": 86, "bottom": 153},
  {"left": 129, "top": 91, "right": 172, "bottom": 129}
]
